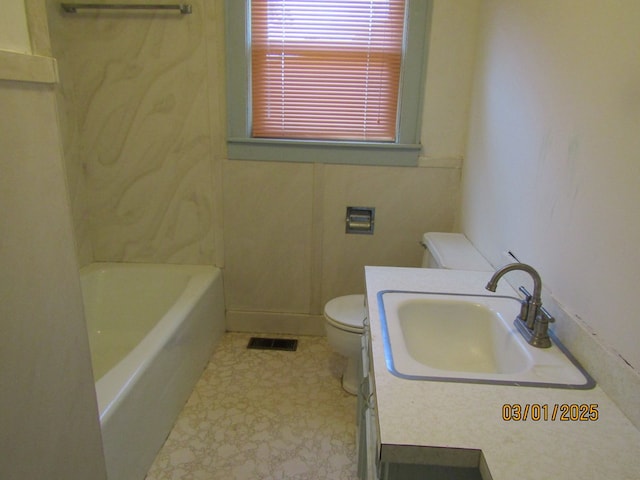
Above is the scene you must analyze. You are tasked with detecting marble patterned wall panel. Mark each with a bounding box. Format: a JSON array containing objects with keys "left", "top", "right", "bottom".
[
  {"left": 54, "top": 79, "right": 94, "bottom": 266},
  {"left": 47, "top": 1, "right": 214, "bottom": 264},
  {"left": 46, "top": 1, "right": 91, "bottom": 266},
  {"left": 321, "top": 164, "right": 461, "bottom": 304}
]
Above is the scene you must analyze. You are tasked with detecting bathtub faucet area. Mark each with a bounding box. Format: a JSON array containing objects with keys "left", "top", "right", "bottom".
[{"left": 485, "top": 262, "right": 555, "bottom": 348}]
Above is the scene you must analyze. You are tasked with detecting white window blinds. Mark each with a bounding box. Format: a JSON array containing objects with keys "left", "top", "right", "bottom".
[{"left": 251, "top": 0, "right": 406, "bottom": 142}]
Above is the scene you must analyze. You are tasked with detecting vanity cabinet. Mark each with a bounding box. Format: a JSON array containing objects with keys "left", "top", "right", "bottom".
[
  {"left": 358, "top": 318, "right": 483, "bottom": 480},
  {"left": 357, "top": 318, "right": 380, "bottom": 480}
]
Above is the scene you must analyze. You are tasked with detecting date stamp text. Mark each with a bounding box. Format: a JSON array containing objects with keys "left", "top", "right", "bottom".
[{"left": 501, "top": 403, "right": 599, "bottom": 422}]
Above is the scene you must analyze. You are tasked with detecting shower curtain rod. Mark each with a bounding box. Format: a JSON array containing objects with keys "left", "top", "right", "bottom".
[{"left": 61, "top": 3, "right": 192, "bottom": 14}]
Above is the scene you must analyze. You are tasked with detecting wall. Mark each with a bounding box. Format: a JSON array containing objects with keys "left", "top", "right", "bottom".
[
  {"left": 223, "top": 161, "right": 461, "bottom": 332},
  {"left": 0, "top": 0, "right": 30, "bottom": 53},
  {"left": 46, "top": 0, "right": 225, "bottom": 267},
  {"left": 48, "top": 0, "right": 480, "bottom": 332},
  {"left": 0, "top": 1, "right": 107, "bottom": 478},
  {"left": 462, "top": 1, "right": 640, "bottom": 372}
]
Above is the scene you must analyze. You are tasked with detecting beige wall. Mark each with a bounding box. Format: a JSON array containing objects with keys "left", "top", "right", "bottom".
[
  {"left": 422, "top": 0, "right": 481, "bottom": 159},
  {"left": 48, "top": 0, "right": 480, "bottom": 332},
  {"left": 223, "top": 161, "right": 461, "bottom": 332},
  {"left": 462, "top": 0, "right": 640, "bottom": 370},
  {"left": 0, "top": 2, "right": 106, "bottom": 478},
  {"left": 0, "top": 0, "right": 30, "bottom": 54}
]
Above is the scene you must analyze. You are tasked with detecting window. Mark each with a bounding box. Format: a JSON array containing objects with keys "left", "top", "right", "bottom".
[
  {"left": 252, "top": 0, "right": 404, "bottom": 142},
  {"left": 225, "top": 0, "right": 432, "bottom": 166}
]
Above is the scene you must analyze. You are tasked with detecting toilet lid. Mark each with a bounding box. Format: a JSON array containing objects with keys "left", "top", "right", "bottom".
[{"left": 324, "top": 294, "right": 366, "bottom": 333}]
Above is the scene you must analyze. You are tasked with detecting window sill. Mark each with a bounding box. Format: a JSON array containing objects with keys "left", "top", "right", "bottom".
[
  {"left": 0, "top": 50, "right": 58, "bottom": 84},
  {"left": 227, "top": 138, "right": 422, "bottom": 166}
]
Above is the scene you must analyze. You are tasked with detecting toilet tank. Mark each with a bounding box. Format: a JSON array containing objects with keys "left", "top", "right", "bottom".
[{"left": 421, "top": 232, "right": 493, "bottom": 271}]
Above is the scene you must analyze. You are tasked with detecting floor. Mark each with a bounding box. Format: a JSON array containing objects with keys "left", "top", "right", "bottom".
[{"left": 145, "top": 333, "right": 359, "bottom": 480}]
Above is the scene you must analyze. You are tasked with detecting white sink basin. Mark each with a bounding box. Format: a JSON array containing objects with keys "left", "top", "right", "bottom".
[
  {"left": 379, "top": 291, "right": 594, "bottom": 389},
  {"left": 398, "top": 298, "right": 531, "bottom": 374}
]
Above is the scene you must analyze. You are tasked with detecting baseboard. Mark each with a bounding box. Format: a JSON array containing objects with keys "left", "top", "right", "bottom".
[{"left": 226, "top": 310, "right": 326, "bottom": 336}]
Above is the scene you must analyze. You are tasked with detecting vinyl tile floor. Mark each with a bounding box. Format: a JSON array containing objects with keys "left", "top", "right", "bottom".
[{"left": 145, "top": 332, "right": 359, "bottom": 480}]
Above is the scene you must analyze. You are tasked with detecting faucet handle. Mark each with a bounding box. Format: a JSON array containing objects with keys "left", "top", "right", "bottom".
[
  {"left": 538, "top": 305, "right": 555, "bottom": 323},
  {"left": 518, "top": 286, "right": 532, "bottom": 302},
  {"left": 517, "top": 286, "right": 532, "bottom": 325}
]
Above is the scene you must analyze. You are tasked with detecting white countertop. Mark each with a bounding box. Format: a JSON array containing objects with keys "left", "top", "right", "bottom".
[{"left": 365, "top": 266, "right": 640, "bottom": 480}]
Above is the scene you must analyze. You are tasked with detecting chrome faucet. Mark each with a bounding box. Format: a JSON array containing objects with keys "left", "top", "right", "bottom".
[{"left": 485, "top": 263, "right": 555, "bottom": 348}]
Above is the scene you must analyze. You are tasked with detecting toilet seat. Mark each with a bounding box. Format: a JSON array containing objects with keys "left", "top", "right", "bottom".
[{"left": 324, "top": 294, "right": 366, "bottom": 334}]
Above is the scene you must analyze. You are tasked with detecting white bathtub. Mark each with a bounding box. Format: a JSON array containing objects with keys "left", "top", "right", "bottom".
[{"left": 80, "top": 263, "right": 225, "bottom": 480}]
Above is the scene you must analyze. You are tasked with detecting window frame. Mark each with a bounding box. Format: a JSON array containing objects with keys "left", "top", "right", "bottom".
[{"left": 225, "top": 0, "right": 432, "bottom": 166}]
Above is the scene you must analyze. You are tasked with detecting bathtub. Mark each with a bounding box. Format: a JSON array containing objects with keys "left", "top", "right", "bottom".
[{"left": 80, "top": 263, "right": 225, "bottom": 480}]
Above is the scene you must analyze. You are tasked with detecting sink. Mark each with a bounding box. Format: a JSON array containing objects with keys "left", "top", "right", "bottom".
[
  {"left": 398, "top": 297, "right": 531, "bottom": 374},
  {"left": 378, "top": 291, "right": 595, "bottom": 389}
]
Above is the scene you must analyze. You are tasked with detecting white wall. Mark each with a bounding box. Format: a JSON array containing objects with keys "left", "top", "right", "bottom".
[
  {"left": 462, "top": 0, "right": 640, "bottom": 370},
  {"left": 0, "top": 0, "right": 31, "bottom": 54},
  {"left": 422, "top": 0, "right": 480, "bottom": 160},
  {"left": 0, "top": 1, "right": 107, "bottom": 478},
  {"left": 0, "top": 82, "right": 107, "bottom": 479}
]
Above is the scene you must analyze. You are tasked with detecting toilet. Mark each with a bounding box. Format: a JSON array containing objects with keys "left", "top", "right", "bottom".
[
  {"left": 420, "top": 232, "right": 493, "bottom": 271},
  {"left": 323, "top": 232, "right": 493, "bottom": 394},
  {"left": 323, "top": 294, "right": 367, "bottom": 394}
]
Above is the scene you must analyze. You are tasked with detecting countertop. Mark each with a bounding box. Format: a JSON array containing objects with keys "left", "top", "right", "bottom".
[{"left": 365, "top": 266, "right": 640, "bottom": 480}]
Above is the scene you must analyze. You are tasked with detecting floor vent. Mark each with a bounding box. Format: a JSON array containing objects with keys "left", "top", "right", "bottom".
[{"left": 247, "top": 337, "right": 298, "bottom": 351}]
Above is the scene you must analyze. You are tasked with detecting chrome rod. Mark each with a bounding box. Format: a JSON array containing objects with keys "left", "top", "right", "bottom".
[{"left": 61, "top": 3, "right": 192, "bottom": 14}]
